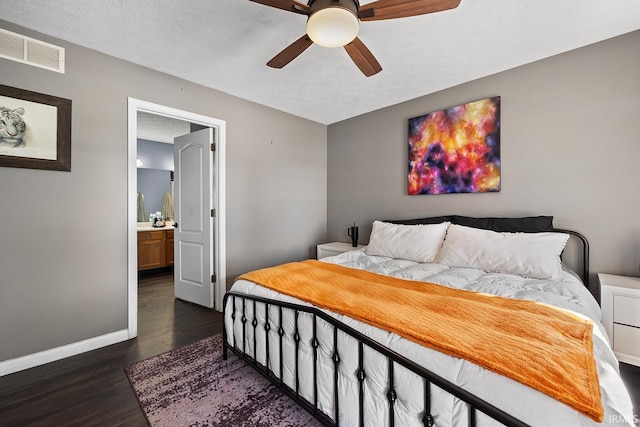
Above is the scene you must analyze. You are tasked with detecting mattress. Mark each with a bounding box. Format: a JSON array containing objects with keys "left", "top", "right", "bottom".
[{"left": 225, "top": 248, "right": 635, "bottom": 426}]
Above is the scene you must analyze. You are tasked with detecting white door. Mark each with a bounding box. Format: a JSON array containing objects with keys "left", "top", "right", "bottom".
[{"left": 173, "top": 128, "right": 215, "bottom": 308}]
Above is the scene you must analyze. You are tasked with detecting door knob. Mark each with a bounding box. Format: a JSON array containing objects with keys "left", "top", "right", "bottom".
[{"left": 173, "top": 223, "right": 178, "bottom": 228}]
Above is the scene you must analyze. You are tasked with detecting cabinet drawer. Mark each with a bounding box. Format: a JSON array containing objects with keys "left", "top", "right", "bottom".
[
  {"left": 613, "top": 323, "right": 640, "bottom": 357},
  {"left": 138, "top": 231, "right": 166, "bottom": 241},
  {"left": 138, "top": 231, "right": 165, "bottom": 241},
  {"left": 318, "top": 249, "right": 342, "bottom": 259},
  {"left": 166, "top": 229, "right": 174, "bottom": 238},
  {"left": 613, "top": 295, "right": 640, "bottom": 327}
]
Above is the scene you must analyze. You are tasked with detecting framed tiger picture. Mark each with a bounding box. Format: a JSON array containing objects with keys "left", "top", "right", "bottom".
[{"left": 0, "top": 84, "right": 71, "bottom": 171}]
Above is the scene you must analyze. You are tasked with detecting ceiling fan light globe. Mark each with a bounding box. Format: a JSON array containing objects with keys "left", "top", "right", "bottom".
[{"left": 307, "top": 7, "right": 359, "bottom": 48}]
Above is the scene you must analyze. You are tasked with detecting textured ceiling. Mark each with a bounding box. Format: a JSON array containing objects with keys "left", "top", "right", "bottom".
[
  {"left": 2, "top": 0, "right": 640, "bottom": 125},
  {"left": 137, "top": 112, "right": 191, "bottom": 144}
]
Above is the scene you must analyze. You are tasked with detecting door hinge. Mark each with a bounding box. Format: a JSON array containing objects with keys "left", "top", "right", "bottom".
[
  {"left": 211, "top": 274, "right": 217, "bottom": 283},
  {"left": 211, "top": 208, "right": 216, "bottom": 217},
  {"left": 211, "top": 142, "right": 216, "bottom": 152}
]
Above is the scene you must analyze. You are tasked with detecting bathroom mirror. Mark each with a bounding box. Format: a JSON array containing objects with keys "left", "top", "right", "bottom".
[
  {"left": 137, "top": 168, "right": 173, "bottom": 222},
  {"left": 137, "top": 139, "right": 174, "bottom": 222}
]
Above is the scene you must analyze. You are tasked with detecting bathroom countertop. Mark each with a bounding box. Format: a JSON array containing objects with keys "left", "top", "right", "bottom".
[{"left": 137, "top": 221, "right": 175, "bottom": 232}]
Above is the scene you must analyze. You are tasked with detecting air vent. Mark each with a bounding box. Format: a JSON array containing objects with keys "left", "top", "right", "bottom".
[{"left": 0, "top": 28, "right": 65, "bottom": 74}]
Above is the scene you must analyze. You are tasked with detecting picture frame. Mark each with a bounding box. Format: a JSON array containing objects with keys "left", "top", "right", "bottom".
[
  {"left": 0, "top": 84, "right": 71, "bottom": 171},
  {"left": 408, "top": 96, "right": 501, "bottom": 195}
]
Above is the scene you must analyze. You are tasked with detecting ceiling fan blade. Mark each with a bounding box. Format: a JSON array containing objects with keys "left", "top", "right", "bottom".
[
  {"left": 344, "top": 37, "right": 382, "bottom": 77},
  {"left": 267, "top": 35, "right": 314, "bottom": 69},
  {"left": 359, "top": 0, "right": 461, "bottom": 21},
  {"left": 249, "top": 0, "right": 310, "bottom": 15}
]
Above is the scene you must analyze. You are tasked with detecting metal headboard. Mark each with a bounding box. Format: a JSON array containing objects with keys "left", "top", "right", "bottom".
[{"left": 553, "top": 228, "right": 590, "bottom": 288}]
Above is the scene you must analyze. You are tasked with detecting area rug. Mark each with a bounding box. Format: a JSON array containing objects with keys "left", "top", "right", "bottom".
[{"left": 125, "top": 334, "right": 323, "bottom": 427}]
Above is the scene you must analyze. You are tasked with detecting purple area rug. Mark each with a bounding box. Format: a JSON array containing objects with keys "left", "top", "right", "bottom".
[{"left": 125, "top": 334, "right": 324, "bottom": 427}]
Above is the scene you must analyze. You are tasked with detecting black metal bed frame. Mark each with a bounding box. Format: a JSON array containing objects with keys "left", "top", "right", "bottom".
[
  {"left": 222, "top": 228, "right": 589, "bottom": 427},
  {"left": 553, "top": 228, "right": 590, "bottom": 288},
  {"left": 223, "top": 292, "right": 531, "bottom": 427}
]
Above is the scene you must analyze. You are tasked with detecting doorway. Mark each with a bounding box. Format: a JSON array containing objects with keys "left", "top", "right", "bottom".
[{"left": 127, "top": 98, "right": 226, "bottom": 339}]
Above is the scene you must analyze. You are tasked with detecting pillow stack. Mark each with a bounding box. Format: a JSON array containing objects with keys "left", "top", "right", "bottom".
[
  {"left": 437, "top": 224, "right": 569, "bottom": 280},
  {"left": 364, "top": 221, "right": 569, "bottom": 280},
  {"left": 365, "top": 221, "right": 450, "bottom": 263}
]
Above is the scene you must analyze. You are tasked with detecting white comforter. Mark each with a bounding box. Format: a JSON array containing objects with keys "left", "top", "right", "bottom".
[{"left": 225, "top": 249, "right": 635, "bottom": 427}]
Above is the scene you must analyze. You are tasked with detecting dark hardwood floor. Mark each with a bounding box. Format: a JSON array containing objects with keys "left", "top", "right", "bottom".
[
  {"left": 0, "top": 270, "right": 223, "bottom": 426},
  {"left": 1, "top": 271, "right": 638, "bottom": 426},
  {"left": 620, "top": 362, "right": 640, "bottom": 423}
]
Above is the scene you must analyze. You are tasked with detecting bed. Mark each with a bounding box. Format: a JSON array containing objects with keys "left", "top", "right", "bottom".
[{"left": 223, "top": 215, "right": 635, "bottom": 426}]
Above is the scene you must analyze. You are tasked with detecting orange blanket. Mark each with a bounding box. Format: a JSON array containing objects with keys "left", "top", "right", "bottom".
[{"left": 237, "top": 260, "right": 603, "bottom": 422}]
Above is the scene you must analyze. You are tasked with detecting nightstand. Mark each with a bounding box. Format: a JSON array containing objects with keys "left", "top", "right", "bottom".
[
  {"left": 599, "top": 273, "right": 640, "bottom": 367},
  {"left": 317, "top": 242, "right": 365, "bottom": 260}
]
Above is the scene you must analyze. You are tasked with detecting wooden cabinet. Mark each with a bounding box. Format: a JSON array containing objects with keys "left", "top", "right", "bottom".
[
  {"left": 138, "top": 230, "right": 173, "bottom": 271},
  {"left": 166, "top": 229, "right": 174, "bottom": 266}
]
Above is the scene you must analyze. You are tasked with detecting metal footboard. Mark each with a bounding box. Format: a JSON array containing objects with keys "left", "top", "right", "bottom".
[{"left": 223, "top": 292, "right": 530, "bottom": 427}]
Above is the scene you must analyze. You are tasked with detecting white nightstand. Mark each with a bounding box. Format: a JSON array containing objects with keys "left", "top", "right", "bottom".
[
  {"left": 599, "top": 273, "right": 640, "bottom": 367},
  {"left": 317, "top": 242, "right": 365, "bottom": 260}
]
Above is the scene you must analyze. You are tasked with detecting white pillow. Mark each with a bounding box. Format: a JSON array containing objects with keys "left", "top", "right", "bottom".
[
  {"left": 437, "top": 224, "right": 569, "bottom": 280},
  {"left": 365, "top": 221, "right": 450, "bottom": 263}
]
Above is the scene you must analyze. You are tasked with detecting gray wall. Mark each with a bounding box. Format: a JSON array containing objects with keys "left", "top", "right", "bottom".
[
  {"left": 137, "top": 138, "right": 173, "bottom": 171},
  {"left": 0, "top": 20, "right": 327, "bottom": 362},
  {"left": 327, "top": 30, "right": 640, "bottom": 292}
]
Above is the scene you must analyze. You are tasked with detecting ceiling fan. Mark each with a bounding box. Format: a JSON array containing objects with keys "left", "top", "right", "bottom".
[{"left": 251, "top": 0, "right": 461, "bottom": 77}]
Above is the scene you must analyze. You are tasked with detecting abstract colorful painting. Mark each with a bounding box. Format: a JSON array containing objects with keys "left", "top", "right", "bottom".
[{"left": 408, "top": 97, "right": 501, "bottom": 195}]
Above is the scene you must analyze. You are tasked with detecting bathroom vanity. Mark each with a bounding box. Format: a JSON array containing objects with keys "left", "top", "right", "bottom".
[{"left": 137, "top": 222, "right": 174, "bottom": 271}]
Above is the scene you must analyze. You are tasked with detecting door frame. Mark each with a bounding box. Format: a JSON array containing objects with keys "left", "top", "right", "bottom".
[{"left": 127, "top": 98, "right": 226, "bottom": 339}]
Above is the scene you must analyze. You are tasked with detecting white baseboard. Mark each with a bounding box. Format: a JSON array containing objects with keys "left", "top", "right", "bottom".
[
  {"left": 616, "top": 351, "right": 640, "bottom": 368},
  {"left": 0, "top": 329, "right": 130, "bottom": 377}
]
